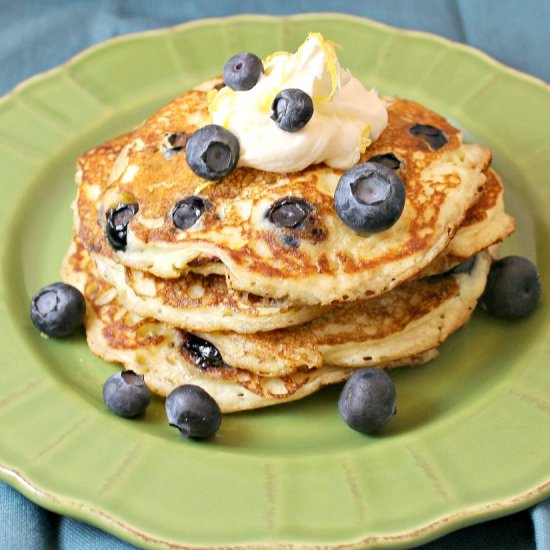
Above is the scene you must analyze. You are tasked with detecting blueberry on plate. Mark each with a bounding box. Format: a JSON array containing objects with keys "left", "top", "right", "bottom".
[
  {"left": 185, "top": 124, "right": 240, "bottom": 180},
  {"left": 334, "top": 162, "right": 406, "bottom": 234},
  {"left": 103, "top": 370, "right": 152, "bottom": 418},
  {"left": 30, "top": 282, "right": 86, "bottom": 337},
  {"left": 105, "top": 203, "right": 139, "bottom": 251},
  {"left": 338, "top": 368, "right": 397, "bottom": 434},
  {"left": 480, "top": 256, "right": 542, "bottom": 319},
  {"left": 223, "top": 52, "right": 263, "bottom": 91},
  {"left": 271, "top": 89, "right": 314, "bottom": 132},
  {"left": 165, "top": 384, "right": 222, "bottom": 440}
]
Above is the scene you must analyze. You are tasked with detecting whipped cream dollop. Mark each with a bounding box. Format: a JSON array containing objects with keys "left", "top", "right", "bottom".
[{"left": 209, "top": 33, "right": 388, "bottom": 173}]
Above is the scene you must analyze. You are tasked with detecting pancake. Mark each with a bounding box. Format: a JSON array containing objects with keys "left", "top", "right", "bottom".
[
  {"left": 419, "top": 169, "right": 514, "bottom": 277},
  {"left": 87, "top": 165, "right": 510, "bottom": 333},
  {"left": 190, "top": 250, "right": 491, "bottom": 376},
  {"left": 62, "top": 239, "right": 439, "bottom": 412},
  {"left": 64, "top": 236, "right": 490, "bottom": 377},
  {"left": 75, "top": 78, "right": 491, "bottom": 305},
  {"left": 74, "top": 141, "right": 326, "bottom": 332},
  {"left": 74, "top": 130, "right": 504, "bottom": 334},
  {"left": 91, "top": 246, "right": 327, "bottom": 333}
]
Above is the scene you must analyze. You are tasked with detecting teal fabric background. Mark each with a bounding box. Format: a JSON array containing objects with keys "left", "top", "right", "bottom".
[
  {"left": 1, "top": 1, "right": 549, "bottom": 548},
  {"left": 1, "top": 0, "right": 550, "bottom": 97}
]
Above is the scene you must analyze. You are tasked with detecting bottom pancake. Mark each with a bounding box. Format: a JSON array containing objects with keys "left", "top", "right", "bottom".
[
  {"left": 62, "top": 240, "right": 491, "bottom": 411},
  {"left": 192, "top": 250, "right": 492, "bottom": 376},
  {"left": 62, "top": 240, "right": 354, "bottom": 411}
]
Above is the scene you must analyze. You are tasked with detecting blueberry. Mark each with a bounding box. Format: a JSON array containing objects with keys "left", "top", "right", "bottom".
[
  {"left": 431, "top": 256, "right": 478, "bottom": 281},
  {"left": 182, "top": 334, "right": 226, "bottom": 369},
  {"left": 409, "top": 124, "right": 447, "bottom": 150},
  {"left": 338, "top": 368, "right": 397, "bottom": 434},
  {"left": 167, "top": 132, "right": 187, "bottom": 149},
  {"left": 279, "top": 233, "right": 301, "bottom": 248},
  {"left": 103, "top": 370, "right": 152, "bottom": 418},
  {"left": 165, "top": 384, "right": 222, "bottom": 439},
  {"left": 334, "top": 162, "right": 406, "bottom": 234},
  {"left": 266, "top": 197, "right": 314, "bottom": 229},
  {"left": 368, "top": 152, "right": 401, "bottom": 171},
  {"left": 223, "top": 52, "right": 263, "bottom": 91},
  {"left": 30, "top": 282, "right": 86, "bottom": 337},
  {"left": 447, "top": 255, "right": 477, "bottom": 276},
  {"left": 185, "top": 124, "right": 239, "bottom": 180},
  {"left": 480, "top": 256, "right": 542, "bottom": 319},
  {"left": 163, "top": 132, "right": 188, "bottom": 159},
  {"left": 271, "top": 89, "right": 314, "bottom": 132},
  {"left": 172, "top": 196, "right": 211, "bottom": 230},
  {"left": 105, "top": 203, "right": 139, "bottom": 251}
]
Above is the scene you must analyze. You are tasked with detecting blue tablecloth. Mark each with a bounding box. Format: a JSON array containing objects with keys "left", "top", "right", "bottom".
[{"left": 1, "top": 1, "right": 549, "bottom": 548}]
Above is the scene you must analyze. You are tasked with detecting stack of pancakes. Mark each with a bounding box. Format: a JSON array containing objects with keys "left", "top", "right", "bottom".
[{"left": 62, "top": 77, "right": 515, "bottom": 412}]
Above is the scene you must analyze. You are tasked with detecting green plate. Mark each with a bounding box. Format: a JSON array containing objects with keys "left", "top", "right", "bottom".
[{"left": 1, "top": 13, "right": 549, "bottom": 550}]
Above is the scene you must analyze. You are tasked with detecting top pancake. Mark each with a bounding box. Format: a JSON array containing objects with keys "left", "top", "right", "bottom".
[
  {"left": 76, "top": 78, "right": 491, "bottom": 305},
  {"left": 87, "top": 167, "right": 513, "bottom": 333}
]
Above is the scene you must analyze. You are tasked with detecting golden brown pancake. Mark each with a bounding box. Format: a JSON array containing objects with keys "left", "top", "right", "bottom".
[
  {"left": 74, "top": 136, "right": 327, "bottom": 331},
  {"left": 191, "top": 250, "right": 492, "bottom": 375},
  {"left": 77, "top": 155, "right": 510, "bottom": 334},
  {"left": 418, "top": 169, "right": 514, "bottom": 277},
  {"left": 64, "top": 239, "right": 490, "bottom": 379},
  {"left": 63, "top": 240, "right": 432, "bottom": 412},
  {"left": 75, "top": 78, "right": 491, "bottom": 305}
]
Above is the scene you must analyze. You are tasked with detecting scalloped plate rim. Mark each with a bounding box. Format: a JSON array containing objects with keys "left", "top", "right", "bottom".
[
  {"left": 0, "top": 12, "right": 549, "bottom": 550},
  {"left": 2, "top": 463, "right": 549, "bottom": 549},
  {"left": 2, "top": 12, "right": 549, "bottom": 105}
]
